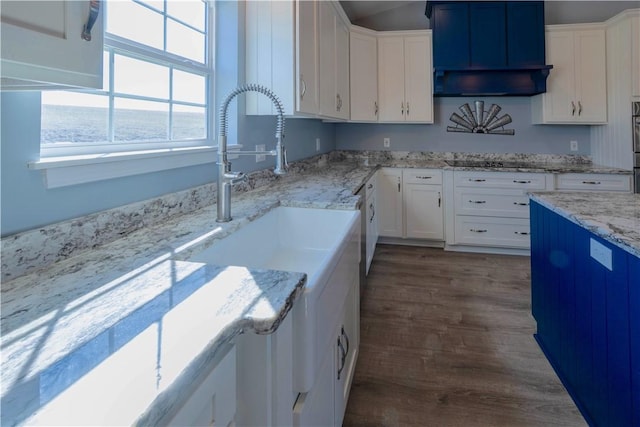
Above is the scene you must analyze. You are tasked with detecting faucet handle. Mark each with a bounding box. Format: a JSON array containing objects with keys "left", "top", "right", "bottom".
[{"left": 224, "top": 171, "right": 247, "bottom": 184}]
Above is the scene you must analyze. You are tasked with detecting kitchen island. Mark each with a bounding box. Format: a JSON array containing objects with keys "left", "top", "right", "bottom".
[{"left": 529, "top": 191, "right": 639, "bottom": 427}]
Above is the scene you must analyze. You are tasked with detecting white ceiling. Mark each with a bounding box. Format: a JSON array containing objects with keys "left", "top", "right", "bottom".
[{"left": 339, "top": 1, "right": 639, "bottom": 31}]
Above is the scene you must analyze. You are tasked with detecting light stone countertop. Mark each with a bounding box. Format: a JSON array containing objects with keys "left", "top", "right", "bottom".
[
  {"left": 529, "top": 192, "right": 640, "bottom": 258},
  {"left": 1, "top": 151, "right": 632, "bottom": 426}
]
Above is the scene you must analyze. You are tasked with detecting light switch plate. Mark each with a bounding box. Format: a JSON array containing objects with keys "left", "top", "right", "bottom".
[{"left": 590, "top": 238, "right": 612, "bottom": 271}]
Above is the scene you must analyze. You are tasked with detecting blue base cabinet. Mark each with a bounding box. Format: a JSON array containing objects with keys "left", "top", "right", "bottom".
[{"left": 530, "top": 201, "right": 637, "bottom": 426}]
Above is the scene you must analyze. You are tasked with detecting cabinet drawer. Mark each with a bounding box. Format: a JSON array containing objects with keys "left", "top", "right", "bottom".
[
  {"left": 454, "top": 171, "right": 548, "bottom": 190},
  {"left": 403, "top": 168, "right": 443, "bottom": 185},
  {"left": 454, "top": 216, "right": 531, "bottom": 248},
  {"left": 455, "top": 188, "right": 530, "bottom": 218},
  {"left": 556, "top": 173, "right": 632, "bottom": 192}
]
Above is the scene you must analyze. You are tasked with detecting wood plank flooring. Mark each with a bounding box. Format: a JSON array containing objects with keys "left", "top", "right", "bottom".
[{"left": 343, "top": 245, "right": 586, "bottom": 427}]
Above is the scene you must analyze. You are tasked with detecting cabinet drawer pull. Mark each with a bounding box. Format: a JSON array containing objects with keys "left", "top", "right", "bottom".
[
  {"left": 300, "top": 75, "right": 306, "bottom": 99},
  {"left": 82, "top": 0, "right": 101, "bottom": 41},
  {"left": 469, "top": 179, "right": 486, "bottom": 182},
  {"left": 415, "top": 176, "right": 433, "bottom": 180},
  {"left": 374, "top": 101, "right": 378, "bottom": 116},
  {"left": 513, "top": 180, "right": 531, "bottom": 184},
  {"left": 470, "top": 229, "right": 488, "bottom": 233},
  {"left": 406, "top": 102, "right": 410, "bottom": 115},
  {"left": 513, "top": 202, "right": 529, "bottom": 206},
  {"left": 578, "top": 101, "right": 582, "bottom": 116},
  {"left": 582, "top": 181, "right": 601, "bottom": 185},
  {"left": 571, "top": 101, "right": 576, "bottom": 116},
  {"left": 401, "top": 101, "right": 405, "bottom": 115},
  {"left": 469, "top": 200, "right": 486, "bottom": 204},
  {"left": 514, "top": 231, "right": 530, "bottom": 236}
]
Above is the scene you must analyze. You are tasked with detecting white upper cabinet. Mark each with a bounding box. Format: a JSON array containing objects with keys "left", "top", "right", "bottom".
[
  {"left": 349, "top": 27, "right": 378, "bottom": 122},
  {"left": 319, "top": 0, "right": 350, "bottom": 120},
  {"left": 377, "top": 31, "right": 433, "bottom": 123},
  {"left": 1, "top": 0, "right": 104, "bottom": 90},
  {"left": 531, "top": 24, "right": 607, "bottom": 124},
  {"left": 246, "top": 0, "right": 319, "bottom": 117},
  {"left": 632, "top": 15, "right": 640, "bottom": 98}
]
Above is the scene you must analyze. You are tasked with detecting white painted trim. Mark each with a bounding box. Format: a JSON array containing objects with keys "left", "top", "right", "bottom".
[{"left": 28, "top": 145, "right": 233, "bottom": 188}]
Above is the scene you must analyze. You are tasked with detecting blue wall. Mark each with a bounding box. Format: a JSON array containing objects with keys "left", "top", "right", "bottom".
[{"left": 336, "top": 96, "right": 591, "bottom": 154}]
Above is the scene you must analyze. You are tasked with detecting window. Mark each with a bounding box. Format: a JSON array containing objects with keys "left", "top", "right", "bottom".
[{"left": 40, "top": 0, "right": 213, "bottom": 158}]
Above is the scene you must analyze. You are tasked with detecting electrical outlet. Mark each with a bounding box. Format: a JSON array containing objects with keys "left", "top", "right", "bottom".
[
  {"left": 316, "top": 138, "right": 321, "bottom": 151},
  {"left": 570, "top": 140, "right": 578, "bottom": 152},
  {"left": 383, "top": 137, "right": 391, "bottom": 148},
  {"left": 256, "top": 144, "right": 266, "bottom": 162}
]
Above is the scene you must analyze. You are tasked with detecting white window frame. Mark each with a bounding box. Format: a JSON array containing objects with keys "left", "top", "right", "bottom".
[{"left": 30, "top": 0, "right": 223, "bottom": 189}]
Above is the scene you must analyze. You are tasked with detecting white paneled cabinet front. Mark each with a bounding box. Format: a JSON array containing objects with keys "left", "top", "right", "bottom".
[
  {"left": 167, "top": 345, "right": 236, "bottom": 427},
  {"left": 0, "top": 0, "right": 104, "bottom": 89},
  {"left": 350, "top": 27, "right": 378, "bottom": 122},
  {"left": 319, "top": 0, "right": 350, "bottom": 120},
  {"left": 403, "top": 170, "right": 443, "bottom": 240},
  {"left": 632, "top": 15, "right": 640, "bottom": 98},
  {"left": 246, "top": 0, "right": 319, "bottom": 116},
  {"left": 377, "top": 32, "right": 433, "bottom": 123},
  {"left": 531, "top": 24, "right": 607, "bottom": 124},
  {"left": 377, "top": 168, "right": 404, "bottom": 237}
]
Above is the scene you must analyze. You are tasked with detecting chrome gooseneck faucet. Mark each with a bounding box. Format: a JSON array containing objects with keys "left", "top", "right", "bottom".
[{"left": 217, "top": 83, "right": 286, "bottom": 222}]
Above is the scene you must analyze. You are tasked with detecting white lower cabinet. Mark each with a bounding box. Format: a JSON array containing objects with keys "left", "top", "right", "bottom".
[
  {"left": 378, "top": 168, "right": 444, "bottom": 242},
  {"left": 365, "top": 173, "right": 378, "bottom": 274},
  {"left": 293, "top": 275, "right": 359, "bottom": 426},
  {"left": 450, "top": 171, "right": 552, "bottom": 250},
  {"left": 377, "top": 168, "right": 403, "bottom": 238},
  {"left": 167, "top": 345, "right": 236, "bottom": 427},
  {"left": 555, "top": 173, "right": 632, "bottom": 192}
]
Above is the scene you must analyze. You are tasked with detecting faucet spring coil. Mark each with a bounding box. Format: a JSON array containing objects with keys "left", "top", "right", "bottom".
[{"left": 218, "top": 83, "right": 285, "bottom": 139}]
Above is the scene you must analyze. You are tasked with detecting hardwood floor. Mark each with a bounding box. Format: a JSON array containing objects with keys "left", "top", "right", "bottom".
[{"left": 343, "top": 245, "right": 586, "bottom": 427}]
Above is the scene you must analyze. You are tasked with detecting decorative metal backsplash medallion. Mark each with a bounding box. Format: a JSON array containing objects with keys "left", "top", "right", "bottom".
[{"left": 447, "top": 101, "right": 515, "bottom": 135}]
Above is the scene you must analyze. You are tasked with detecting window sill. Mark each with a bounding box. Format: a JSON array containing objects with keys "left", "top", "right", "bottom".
[{"left": 28, "top": 146, "right": 229, "bottom": 189}]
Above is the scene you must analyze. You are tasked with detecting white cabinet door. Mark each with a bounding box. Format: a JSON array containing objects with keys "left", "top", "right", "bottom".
[
  {"left": 378, "top": 36, "right": 406, "bottom": 122},
  {"left": 297, "top": 0, "right": 319, "bottom": 115},
  {"left": 168, "top": 346, "right": 236, "bottom": 427},
  {"left": 334, "top": 276, "right": 359, "bottom": 427},
  {"left": 335, "top": 16, "right": 351, "bottom": 120},
  {"left": 633, "top": 16, "right": 640, "bottom": 98},
  {"left": 246, "top": 0, "right": 320, "bottom": 117},
  {"left": 1, "top": 0, "right": 103, "bottom": 89},
  {"left": 573, "top": 29, "right": 607, "bottom": 123},
  {"left": 532, "top": 25, "right": 607, "bottom": 124},
  {"left": 377, "top": 32, "right": 433, "bottom": 123},
  {"left": 350, "top": 29, "right": 378, "bottom": 122},
  {"left": 404, "top": 183, "right": 443, "bottom": 240},
  {"left": 293, "top": 347, "right": 335, "bottom": 427},
  {"left": 541, "top": 29, "right": 576, "bottom": 122},
  {"left": 319, "top": 1, "right": 337, "bottom": 118},
  {"left": 377, "top": 168, "right": 403, "bottom": 237},
  {"left": 404, "top": 34, "right": 433, "bottom": 123}
]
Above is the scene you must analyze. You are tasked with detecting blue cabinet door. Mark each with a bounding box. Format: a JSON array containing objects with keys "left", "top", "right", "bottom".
[
  {"left": 430, "top": 3, "right": 469, "bottom": 68},
  {"left": 506, "top": 2, "right": 545, "bottom": 66},
  {"left": 469, "top": 2, "right": 506, "bottom": 68}
]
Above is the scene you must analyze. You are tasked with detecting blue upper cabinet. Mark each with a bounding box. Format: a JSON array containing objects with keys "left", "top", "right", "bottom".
[
  {"left": 470, "top": 2, "right": 507, "bottom": 68},
  {"left": 425, "top": 1, "right": 552, "bottom": 96},
  {"left": 506, "top": 2, "right": 545, "bottom": 67},
  {"left": 429, "top": 2, "right": 469, "bottom": 68}
]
